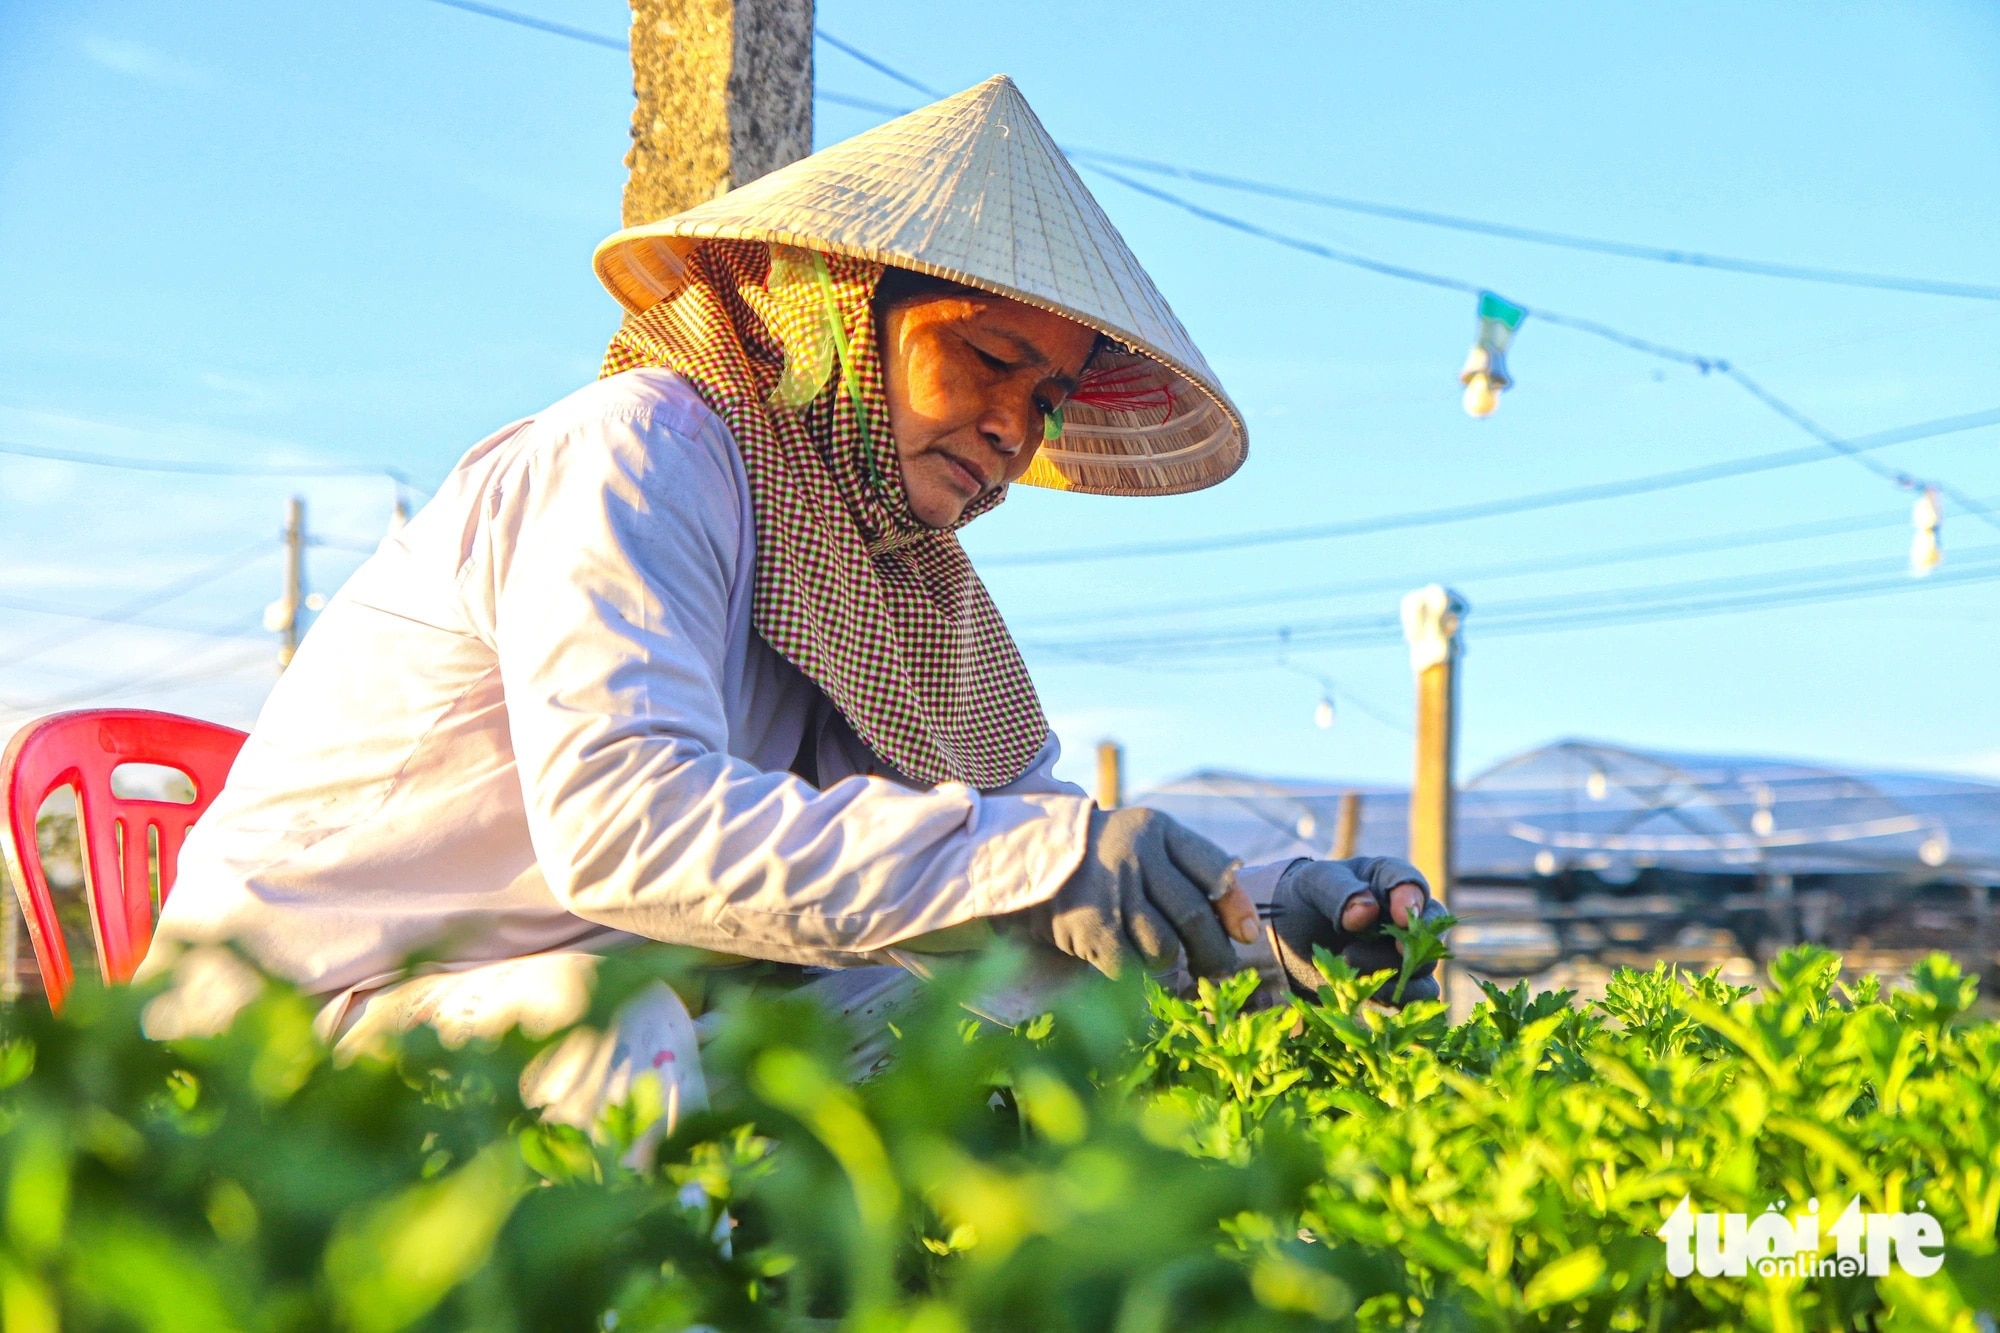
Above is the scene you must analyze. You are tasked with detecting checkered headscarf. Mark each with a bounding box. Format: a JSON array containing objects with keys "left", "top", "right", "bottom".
[{"left": 601, "top": 241, "right": 1050, "bottom": 790}]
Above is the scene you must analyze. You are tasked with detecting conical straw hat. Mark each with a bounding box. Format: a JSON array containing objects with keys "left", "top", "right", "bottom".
[{"left": 594, "top": 75, "right": 1246, "bottom": 497}]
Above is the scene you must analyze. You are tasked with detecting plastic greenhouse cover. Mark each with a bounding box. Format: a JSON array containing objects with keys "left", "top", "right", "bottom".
[{"left": 1136, "top": 739, "right": 2000, "bottom": 884}]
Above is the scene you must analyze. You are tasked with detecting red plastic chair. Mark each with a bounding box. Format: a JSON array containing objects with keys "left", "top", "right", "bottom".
[{"left": 1, "top": 710, "right": 247, "bottom": 1010}]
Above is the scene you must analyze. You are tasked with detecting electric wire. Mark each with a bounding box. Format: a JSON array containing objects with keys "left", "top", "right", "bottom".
[
  {"left": 235, "top": 8, "right": 2000, "bottom": 672},
  {"left": 419, "top": 0, "right": 624, "bottom": 49},
  {"left": 1271, "top": 661, "right": 1414, "bottom": 735},
  {"left": 813, "top": 29, "right": 939, "bottom": 97},
  {"left": 816, "top": 90, "right": 920, "bottom": 118},
  {"left": 0, "top": 541, "right": 275, "bottom": 673},
  {"left": 1718, "top": 367, "right": 2000, "bottom": 530},
  {"left": 0, "top": 631, "right": 272, "bottom": 717},
  {"left": 0, "top": 596, "right": 268, "bottom": 643},
  {"left": 420, "top": 2, "right": 2000, "bottom": 526},
  {"left": 978, "top": 405, "right": 2000, "bottom": 567},
  {"left": 1025, "top": 547, "right": 2000, "bottom": 662},
  {"left": 798, "top": 27, "right": 2000, "bottom": 529},
  {"left": 0, "top": 439, "right": 415, "bottom": 489},
  {"left": 807, "top": 55, "right": 2000, "bottom": 530},
  {"left": 416, "top": 2, "right": 2000, "bottom": 307},
  {"left": 1013, "top": 499, "right": 1956, "bottom": 630},
  {"left": 1063, "top": 146, "right": 2000, "bottom": 303},
  {"left": 310, "top": 535, "right": 386, "bottom": 555},
  {"left": 1079, "top": 162, "right": 2000, "bottom": 532}
]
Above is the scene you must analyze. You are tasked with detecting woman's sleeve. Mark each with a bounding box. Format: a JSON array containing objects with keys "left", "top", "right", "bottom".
[
  {"left": 465, "top": 397, "right": 1093, "bottom": 965},
  {"left": 982, "top": 734, "right": 1090, "bottom": 801}
]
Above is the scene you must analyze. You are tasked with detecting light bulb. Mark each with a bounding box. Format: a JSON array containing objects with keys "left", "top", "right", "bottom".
[
  {"left": 1314, "top": 697, "right": 1336, "bottom": 729},
  {"left": 1920, "top": 834, "right": 1949, "bottom": 868},
  {"left": 1910, "top": 486, "right": 1942, "bottom": 577},
  {"left": 1751, "top": 809, "right": 1774, "bottom": 836},
  {"left": 1462, "top": 372, "right": 1501, "bottom": 418},
  {"left": 1295, "top": 814, "right": 1317, "bottom": 840},
  {"left": 262, "top": 597, "right": 295, "bottom": 633},
  {"left": 1459, "top": 294, "right": 1523, "bottom": 417},
  {"left": 1585, "top": 770, "right": 1608, "bottom": 801}
]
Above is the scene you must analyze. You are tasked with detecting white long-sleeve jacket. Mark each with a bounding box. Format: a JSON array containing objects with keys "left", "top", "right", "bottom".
[{"left": 146, "top": 370, "right": 1096, "bottom": 999}]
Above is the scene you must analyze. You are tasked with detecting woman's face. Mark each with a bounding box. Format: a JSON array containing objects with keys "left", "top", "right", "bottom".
[{"left": 879, "top": 290, "right": 1098, "bottom": 528}]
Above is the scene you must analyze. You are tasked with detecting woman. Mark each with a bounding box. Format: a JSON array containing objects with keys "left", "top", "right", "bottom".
[{"left": 143, "top": 77, "right": 1437, "bottom": 1131}]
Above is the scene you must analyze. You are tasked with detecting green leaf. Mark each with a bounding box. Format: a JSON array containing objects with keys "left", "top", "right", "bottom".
[
  {"left": 324, "top": 1142, "right": 528, "bottom": 1333},
  {"left": 1382, "top": 911, "right": 1458, "bottom": 1005},
  {"left": 1521, "top": 1245, "right": 1606, "bottom": 1310}
]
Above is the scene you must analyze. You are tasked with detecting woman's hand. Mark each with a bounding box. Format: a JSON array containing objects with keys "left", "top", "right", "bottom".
[
  {"left": 1015, "top": 807, "right": 1256, "bottom": 980},
  {"left": 1266, "top": 857, "right": 1446, "bottom": 1005}
]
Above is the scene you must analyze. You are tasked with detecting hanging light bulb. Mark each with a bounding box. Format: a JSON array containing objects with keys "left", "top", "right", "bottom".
[
  {"left": 1910, "top": 485, "right": 1942, "bottom": 577},
  {"left": 1462, "top": 371, "right": 1502, "bottom": 419},
  {"left": 1314, "top": 695, "right": 1336, "bottom": 729},
  {"left": 379, "top": 487, "right": 413, "bottom": 554},
  {"left": 1460, "top": 292, "right": 1526, "bottom": 418}
]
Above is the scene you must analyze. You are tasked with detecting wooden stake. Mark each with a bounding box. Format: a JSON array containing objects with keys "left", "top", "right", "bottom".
[
  {"left": 623, "top": 0, "right": 814, "bottom": 227},
  {"left": 1401, "top": 586, "right": 1466, "bottom": 1005},
  {"left": 1332, "top": 791, "right": 1362, "bottom": 859},
  {"left": 1401, "top": 586, "right": 1466, "bottom": 903},
  {"left": 1095, "top": 741, "right": 1124, "bottom": 812}
]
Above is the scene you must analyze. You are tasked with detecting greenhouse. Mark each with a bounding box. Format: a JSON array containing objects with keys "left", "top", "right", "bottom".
[{"left": 1140, "top": 739, "right": 2000, "bottom": 978}]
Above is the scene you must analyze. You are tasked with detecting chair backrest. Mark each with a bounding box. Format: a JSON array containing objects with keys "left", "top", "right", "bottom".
[{"left": 0, "top": 710, "right": 247, "bottom": 1010}]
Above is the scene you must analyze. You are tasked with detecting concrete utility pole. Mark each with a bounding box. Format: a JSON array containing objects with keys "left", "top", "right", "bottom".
[
  {"left": 278, "top": 496, "right": 305, "bottom": 669},
  {"left": 1401, "top": 585, "right": 1467, "bottom": 902},
  {"left": 1095, "top": 741, "right": 1124, "bottom": 812},
  {"left": 623, "top": 0, "right": 814, "bottom": 227}
]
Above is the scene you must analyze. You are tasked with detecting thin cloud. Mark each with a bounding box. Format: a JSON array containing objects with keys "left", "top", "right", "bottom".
[{"left": 78, "top": 36, "right": 208, "bottom": 88}]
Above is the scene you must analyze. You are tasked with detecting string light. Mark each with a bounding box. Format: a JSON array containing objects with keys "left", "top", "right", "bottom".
[
  {"left": 1275, "top": 640, "right": 1345, "bottom": 731},
  {"left": 1747, "top": 782, "right": 1775, "bottom": 836},
  {"left": 1461, "top": 292, "right": 1527, "bottom": 417},
  {"left": 1910, "top": 486, "right": 1943, "bottom": 577}
]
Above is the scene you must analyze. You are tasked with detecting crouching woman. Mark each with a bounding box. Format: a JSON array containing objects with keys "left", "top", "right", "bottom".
[{"left": 140, "top": 78, "right": 1442, "bottom": 1141}]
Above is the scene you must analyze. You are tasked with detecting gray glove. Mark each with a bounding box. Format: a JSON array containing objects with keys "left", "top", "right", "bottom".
[
  {"left": 1018, "top": 807, "right": 1241, "bottom": 980},
  {"left": 1267, "top": 857, "right": 1444, "bottom": 1005}
]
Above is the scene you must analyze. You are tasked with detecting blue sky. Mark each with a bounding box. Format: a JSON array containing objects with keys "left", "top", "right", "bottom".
[{"left": 3, "top": 1, "right": 1998, "bottom": 794}]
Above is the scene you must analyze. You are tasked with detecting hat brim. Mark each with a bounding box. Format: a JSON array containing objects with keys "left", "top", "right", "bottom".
[{"left": 595, "top": 226, "right": 1242, "bottom": 498}]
